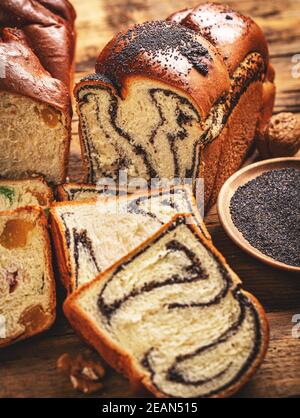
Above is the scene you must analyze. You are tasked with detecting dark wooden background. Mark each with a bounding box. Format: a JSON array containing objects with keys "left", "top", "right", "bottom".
[{"left": 1, "top": 0, "right": 300, "bottom": 398}]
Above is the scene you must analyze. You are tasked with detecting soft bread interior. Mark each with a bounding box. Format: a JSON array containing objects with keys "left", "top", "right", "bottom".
[
  {"left": 0, "top": 209, "right": 54, "bottom": 346},
  {"left": 77, "top": 53, "right": 264, "bottom": 191},
  {"left": 52, "top": 188, "right": 202, "bottom": 291},
  {"left": 0, "top": 179, "right": 52, "bottom": 211},
  {"left": 71, "top": 218, "right": 262, "bottom": 398},
  {"left": 0, "top": 91, "right": 68, "bottom": 184},
  {"left": 78, "top": 79, "right": 203, "bottom": 183}
]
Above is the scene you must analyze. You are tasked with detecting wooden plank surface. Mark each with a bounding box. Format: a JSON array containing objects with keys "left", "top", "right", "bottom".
[{"left": 1, "top": 0, "right": 300, "bottom": 398}]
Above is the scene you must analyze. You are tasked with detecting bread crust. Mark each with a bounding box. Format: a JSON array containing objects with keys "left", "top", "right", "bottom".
[
  {"left": 0, "top": 27, "right": 71, "bottom": 114},
  {"left": 0, "top": 206, "right": 56, "bottom": 348},
  {"left": 203, "top": 80, "right": 263, "bottom": 207},
  {"left": 50, "top": 186, "right": 210, "bottom": 293},
  {"left": 75, "top": 22, "right": 230, "bottom": 121},
  {"left": 0, "top": 0, "right": 76, "bottom": 87},
  {"left": 168, "top": 3, "right": 275, "bottom": 208},
  {"left": 64, "top": 213, "right": 269, "bottom": 398},
  {"left": 56, "top": 183, "right": 75, "bottom": 201},
  {"left": 95, "top": 21, "right": 230, "bottom": 120},
  {"left": 168, "top": 3, "right": 269, "bottom": 75}
]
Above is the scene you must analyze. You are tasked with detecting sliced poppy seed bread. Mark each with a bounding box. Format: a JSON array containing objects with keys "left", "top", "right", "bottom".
[
  {"left": 64, "top": 214, "right": 268, "bottom": 398},
  {"left": 50, "top": 186, "right": 208, "bottom": 292}
]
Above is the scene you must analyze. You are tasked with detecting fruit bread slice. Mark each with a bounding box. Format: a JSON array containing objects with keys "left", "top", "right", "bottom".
[
  {"left": 0, "top": 178, "right": 54, "bottom": 211},
  {"left": 0, "top": 1, "right": 76, "bottom": 185},
  {"left": 50, "top": 186, "right": 209, "bottom": 293},
  {"left": 64, "top": 214, "right": 269, "bottom": 398},
  {"left": 0, "top": 207, "right": 56, "bottom": 348},
  {"left": 0, "top": 27, "right": 72, "bottom": 185}
]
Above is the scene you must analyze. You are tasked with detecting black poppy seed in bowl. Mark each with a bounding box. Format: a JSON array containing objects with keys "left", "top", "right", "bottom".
[{"left": 229, "top": 167, "right": 300, "bottom": 267}]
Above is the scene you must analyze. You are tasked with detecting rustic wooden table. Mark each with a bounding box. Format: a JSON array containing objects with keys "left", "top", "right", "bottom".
[{"left": 1, "top": 0, "right": 300, "bottom": 398}]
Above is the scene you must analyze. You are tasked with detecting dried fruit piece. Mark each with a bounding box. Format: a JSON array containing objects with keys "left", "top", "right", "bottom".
[
  {"left": 0, "top": 219, "right": 34, "bottom": 249},
  {"left": 34, "top": 105, "right": 60, "bottom": 128},
  {"left": 41, "top": 107, "right": 60, "bottom": 128},
  {"left": 19, "top": 304, "right": 48, "bottom": 334},
  {"left": 6, "top": 270, "right": 19, "bottom": 293}
]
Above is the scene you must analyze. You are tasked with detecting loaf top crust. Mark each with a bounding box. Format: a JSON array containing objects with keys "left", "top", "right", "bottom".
[
  {"left": 76, "top": 2, "right": 270, "bottom": 120},
  {"left": 94, "top": 19, "right": 229, "bottom": 119},
  {"left": 168, "top": 2, "right": 269, "bottom": 75},
  {"left": 0, "top": 0, "right": 76, "bottom": 85},
  {"left": 0, "top": 27, "right": 70, "bottom": 113},
  {"left": 0, "top": 0, "right": 75, "bottom": 111},
  {"left": 34, "top": 0, "right": 76, "bottom": 24}
]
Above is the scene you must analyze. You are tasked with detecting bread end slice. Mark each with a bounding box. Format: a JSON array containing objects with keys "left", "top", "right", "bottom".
[
  {"left": 64, "top": 214, "right": 268, "bottom": 398},
  {"left": 0, "top": 206, "right": 56, "bottom": 347}
]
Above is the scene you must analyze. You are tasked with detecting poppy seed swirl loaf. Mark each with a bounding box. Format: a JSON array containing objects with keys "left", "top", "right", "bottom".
[{"left": 74, "top": 2, "right": 275, "bottom": 208}]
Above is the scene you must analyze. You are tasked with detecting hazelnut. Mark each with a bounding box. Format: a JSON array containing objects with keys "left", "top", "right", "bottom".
[{"left": 257, "top": 112, "right": 300, "bottom": 158}]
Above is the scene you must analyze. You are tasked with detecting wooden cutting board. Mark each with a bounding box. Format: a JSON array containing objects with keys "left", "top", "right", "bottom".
[{"left": 1, "top": 0, "right": 300, "bottom": 398}]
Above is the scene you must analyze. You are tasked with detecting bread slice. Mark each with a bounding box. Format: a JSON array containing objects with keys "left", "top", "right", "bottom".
[
  {"left": 0, "top": 178, "right": 53, "bottom": 211},
  {"left": 0, "top": 207, "right": 56, "bottom": 347},
  {"left": 57, "top": 183, "right": 132, "bottom": 202},
  {"left": 50, "top": 186, "right": 209, "bottom": 292},
  {"left": 64, "top": 214, "right": 269, "bottom": 398},
  {"left": 0, "top": 88, "right": 70, "bottom": 185}
]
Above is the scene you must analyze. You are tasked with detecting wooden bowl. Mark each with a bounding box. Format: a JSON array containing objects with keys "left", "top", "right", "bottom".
[{"left": 217, "top": 157, "right": 300, "bottom": 273}]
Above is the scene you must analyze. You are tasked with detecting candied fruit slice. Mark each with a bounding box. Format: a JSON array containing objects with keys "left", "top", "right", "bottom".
[
  {"left": 34, "top": 105, "right": 60, "bottom": 128},
  {"left": 41, "top": 107, "right": 60, "bottom": 128},
  {"left": 0, "top": 219, "right": 34, "bottom": 249},
  {"left": 19, "top": 304, "right": 48, "bottom": 334},
  {"left": 25, "top": 189, "right": 48, "bottom": 206}
]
